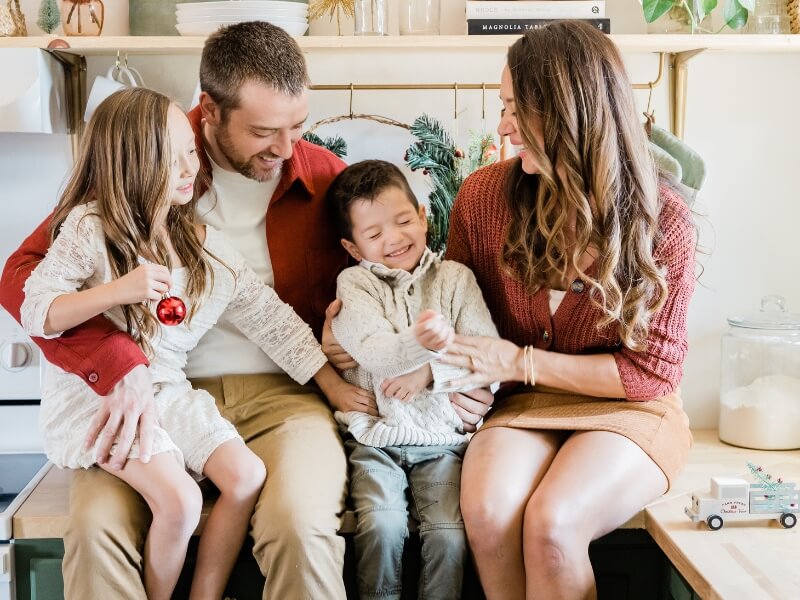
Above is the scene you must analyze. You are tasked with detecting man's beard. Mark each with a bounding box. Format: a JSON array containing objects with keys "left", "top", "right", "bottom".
[{"left": 215, "top": 125, "right": 283, "bottom": 182}]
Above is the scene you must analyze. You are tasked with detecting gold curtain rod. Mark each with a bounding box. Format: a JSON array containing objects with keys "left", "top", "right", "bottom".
[{"left": 309, "top": 53, "right": 665, "bottom": 93}]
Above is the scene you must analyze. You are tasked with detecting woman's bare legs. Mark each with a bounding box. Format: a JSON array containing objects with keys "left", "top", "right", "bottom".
[
  {"left": 100, "top": 453, "right": 202, "bottom": 600},
  {"left": 522, "top": 430, "right": 669, "bottom": 600},
  {"left": 189, "top": 440, "right": 267, "bottom": 600},
  {"left": 460, "top": 427, "right": 568, "bottom": 600}
]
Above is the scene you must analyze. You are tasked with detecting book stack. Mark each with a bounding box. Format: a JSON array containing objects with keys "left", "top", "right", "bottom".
[{"left": 466, "top": 0, "right": 610, "bottom": 35}]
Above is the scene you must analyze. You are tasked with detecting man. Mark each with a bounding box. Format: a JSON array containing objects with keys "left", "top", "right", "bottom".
[{"left": 0, "top": 22, "right": 376, "bottom": 600}]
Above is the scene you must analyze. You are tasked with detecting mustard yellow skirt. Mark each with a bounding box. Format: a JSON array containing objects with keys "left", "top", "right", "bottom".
[{"left": 478, "top": 387, "right": 692, "bottom": 490}]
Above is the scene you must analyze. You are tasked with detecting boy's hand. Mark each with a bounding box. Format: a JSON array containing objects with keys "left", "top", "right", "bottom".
[
  {"left": 110, "top": 264, "right": 172, "bottom": 305},
  {"left": 415, "top": 309, "right": 454, "bottom": 352},
  {"left": 381, "top": 364, "right": 433, "bottom": 401}
]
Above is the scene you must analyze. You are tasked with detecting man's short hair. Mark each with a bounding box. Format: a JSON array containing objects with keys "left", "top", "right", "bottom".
[
  {"left": 200, "top": 21, "right": 310, "bottom": 116},
  {"left": 327, "top": 160, "right": 419, "bottom": 240}
]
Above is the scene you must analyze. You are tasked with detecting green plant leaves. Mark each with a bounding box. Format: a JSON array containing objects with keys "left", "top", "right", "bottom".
[
  {"left": 643, "top": 0, "right": 677, "bottom": 22},
  {"left": 723, "top": 0, "right": 748, "bottom": 29}
]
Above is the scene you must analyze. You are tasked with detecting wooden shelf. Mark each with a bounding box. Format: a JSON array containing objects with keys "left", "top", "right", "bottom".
[{"left": 1, "top": 34, "right": 800, "bottom": 56}]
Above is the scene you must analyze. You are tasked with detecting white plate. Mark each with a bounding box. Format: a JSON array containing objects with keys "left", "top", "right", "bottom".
[
  {"left": 175, "top": 20, "right": 308, "bottom": 35},
  {"left": 178, "top": 12, "right": 307, "bottom": 22},
  {"left": 177, "top": 4, "right": 307, "bottom": 14},
  {"left": 177, "top": 9, "right": 307, "bottom": 20},
  {"left": 177, "top": 1, "right": 307, "bottom": 11}
]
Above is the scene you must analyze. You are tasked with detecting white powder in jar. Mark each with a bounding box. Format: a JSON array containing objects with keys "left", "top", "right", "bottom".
[{"left": 719, "top": 374, "right": 800, "bottom": 450}]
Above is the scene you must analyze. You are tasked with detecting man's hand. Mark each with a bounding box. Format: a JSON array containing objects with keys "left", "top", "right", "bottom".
[
  {"left": 381, "top": 364, "right": 433, "bottom": 401},
  {"left": 84, "top": 364, "right": 156, "bottom": 470},
  {"left": 321, "top": 299, "right": 358, "bottom": 370},
  {"left": 314, "top": 363, "right": 377, "bottom": 416},
  {"left": 449, "top": 386, "right": 494, "bottom": 433}
]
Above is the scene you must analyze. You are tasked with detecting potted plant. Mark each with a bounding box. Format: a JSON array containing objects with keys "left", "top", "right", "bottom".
[{"left": 643, "top": 0, "right": 752, "bottom": 32}]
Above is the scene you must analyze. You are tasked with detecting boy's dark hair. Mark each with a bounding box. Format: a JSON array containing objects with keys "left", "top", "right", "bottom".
[
  {"left": 328, "top": 160, "right": 418, "bottom": 240},
  {"left": 200, "top": 21, "right": 310, "bottom": 118}
]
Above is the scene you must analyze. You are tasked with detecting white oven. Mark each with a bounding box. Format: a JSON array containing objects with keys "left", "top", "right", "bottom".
[{"left": 0, "top": 122, "right": 73, "bottom": 598}]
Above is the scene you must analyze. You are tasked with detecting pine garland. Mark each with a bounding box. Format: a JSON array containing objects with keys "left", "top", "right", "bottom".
[
  {"left": 302, "top": 131, "right": 348, "bottom": 159},
  {"left": 405, "top": 115, "right": 497, "bottom": 253}
]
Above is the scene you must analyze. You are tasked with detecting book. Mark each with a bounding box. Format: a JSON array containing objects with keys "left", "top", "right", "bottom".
[
  {"left": 465, "top": 0, "right": 605, "bottom": 20},
  {"left": 467, "top": 17, "right": 611, "bottom": 34}
]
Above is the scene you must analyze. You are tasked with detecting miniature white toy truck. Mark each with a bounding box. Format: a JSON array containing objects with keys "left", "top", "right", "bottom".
[{"left": 685, "top": 476, "right": 799, "bottom": 530}]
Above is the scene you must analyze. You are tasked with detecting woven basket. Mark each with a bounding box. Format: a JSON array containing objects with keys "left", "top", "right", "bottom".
[{"left": 790, "top": 0, "right": 800, "bottom": 33}]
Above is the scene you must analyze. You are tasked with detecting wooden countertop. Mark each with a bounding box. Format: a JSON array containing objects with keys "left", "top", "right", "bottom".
[{"left": 13, "top": 431, "right": 800, "bottom": 598}]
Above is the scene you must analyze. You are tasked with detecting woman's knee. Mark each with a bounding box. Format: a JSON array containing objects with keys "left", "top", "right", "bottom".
[{"left": 522, "top": 494, "right": 583, "bottom": 571}]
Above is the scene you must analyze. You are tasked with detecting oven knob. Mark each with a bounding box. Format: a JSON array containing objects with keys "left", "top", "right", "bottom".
[{"left": 1, "top": 341, "right": 32, "bottom": 370}]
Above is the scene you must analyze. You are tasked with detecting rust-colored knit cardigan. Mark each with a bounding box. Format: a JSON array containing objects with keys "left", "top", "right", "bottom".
[{"left": 444, "top": 160, "right": 696, "bottom": 402}]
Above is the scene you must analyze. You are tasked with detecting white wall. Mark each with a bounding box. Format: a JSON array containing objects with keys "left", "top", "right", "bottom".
[{"left": 11, "top": 0, "right": 800, "bottom": 430}]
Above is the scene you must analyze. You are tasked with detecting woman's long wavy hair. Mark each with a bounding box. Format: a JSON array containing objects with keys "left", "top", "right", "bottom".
[
  {"left": 49, "top": 87, "right": 213, "bottom": 357},
  {"left": 502, "top": 21, "right": 667, "bottom": 350}
]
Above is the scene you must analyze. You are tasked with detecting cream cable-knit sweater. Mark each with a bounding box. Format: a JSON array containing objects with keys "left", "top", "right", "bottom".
[
  {"left": 332, "top": 248, "right": 498, "bottom": 447},
  {"left": 22, "top": 203, "right": 327, "bottom": 419}
]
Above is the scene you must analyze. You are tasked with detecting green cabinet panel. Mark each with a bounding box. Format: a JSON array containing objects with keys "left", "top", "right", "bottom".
[{"left": 12, "top": 530, "right": 698, "bottom": 600}]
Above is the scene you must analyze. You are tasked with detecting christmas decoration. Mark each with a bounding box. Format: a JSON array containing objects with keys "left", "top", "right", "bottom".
[
  {"left": 302, "top": 131, "right": 348, "bottom": 158},
  {"left": 747, "top": 462, "right": 791, "bottom": 494},
  {"left": 36, "top": 0, "right": 60, "bottom": 33},
  {"left": 308, "top": 0, "right": 354, "bottom": 35},
  {"left": 156, "top": 294, "right": 186, "bottom": 326},
  {"left": 405, "top": 115, "right": 498, "bottom": 253}
]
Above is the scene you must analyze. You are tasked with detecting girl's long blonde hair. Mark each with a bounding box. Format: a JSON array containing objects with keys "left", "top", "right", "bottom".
[
  {"left": 503, "top": 21, "right": 668, "bottom": 350},
  {"left": 50, "top": 87, "right": 213, "bottom": 356}
]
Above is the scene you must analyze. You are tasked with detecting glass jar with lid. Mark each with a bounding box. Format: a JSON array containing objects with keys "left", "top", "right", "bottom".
[{"left": 719, "top": 295, "right": 800, "bottom": 450}]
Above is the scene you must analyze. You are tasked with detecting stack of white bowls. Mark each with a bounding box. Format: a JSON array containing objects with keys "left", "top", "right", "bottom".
[{"left": 175, "top": 1, "right": 309, "bottom": 36}]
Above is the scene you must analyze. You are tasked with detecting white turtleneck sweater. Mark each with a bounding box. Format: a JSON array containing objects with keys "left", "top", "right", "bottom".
[{"left": 331, "top": 248, "right": 498, "bottom": 447}]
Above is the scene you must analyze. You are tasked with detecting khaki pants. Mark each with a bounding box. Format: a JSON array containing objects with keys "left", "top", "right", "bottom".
[{"left": 62, "top": 373, "right": 348, "bottom": 600}]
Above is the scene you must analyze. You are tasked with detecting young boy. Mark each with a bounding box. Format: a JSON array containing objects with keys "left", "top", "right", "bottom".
[{"left": 327, "top": 159, "right": 498, "bottom": 600}]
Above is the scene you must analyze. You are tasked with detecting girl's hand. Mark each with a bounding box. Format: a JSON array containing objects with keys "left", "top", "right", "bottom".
[
  {"left": 415, "top": 309, "right": 455, "bottom": 352},
  {"left": 110, "top": 264, "right": 172, "bottom": 305},
  {"left": 439, "top": 334, "right": 524, "bottom": 388},
  {"left": 381, "top": 364, "right": 433, "bottom": 401}
]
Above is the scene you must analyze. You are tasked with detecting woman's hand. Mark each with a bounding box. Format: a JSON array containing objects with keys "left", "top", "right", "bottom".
[
  {"left": 381, "top": 364, "right": 433, "bottom": 401},
  {"left": 415, "top": 309, "right": 455, "bottom": 352},
  {"left": 321, "top": 299, "right": 358, "bottom": 370},
  {"left": 439, "top": 334, "right": 524, "bottom": 388},
  {"left": 110, "top": 264, "right": 172, "bottom": 305}
]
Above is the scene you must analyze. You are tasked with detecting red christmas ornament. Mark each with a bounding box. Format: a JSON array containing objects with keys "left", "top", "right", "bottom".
[
  {"left": 483, "top": 143, "right": 498, "bottom": 160},
  {"left": 454, "top": 147, "right": 465, "bottom": 158},
  {"left": 156, "top": 295, "right": 186, "bottom": 326}
]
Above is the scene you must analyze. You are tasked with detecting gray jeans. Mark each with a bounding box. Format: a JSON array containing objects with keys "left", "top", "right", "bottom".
[{"left": 345, "top": 438, "right": 468, "bottom": 600}]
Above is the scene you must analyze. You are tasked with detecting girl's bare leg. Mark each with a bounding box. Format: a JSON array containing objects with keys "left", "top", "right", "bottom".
[
  {"left": 189, "top": 440, "right": 267, "bottom": 599},
  {"left": 100, "top": 453, "right": 202, "bottom": 600}
]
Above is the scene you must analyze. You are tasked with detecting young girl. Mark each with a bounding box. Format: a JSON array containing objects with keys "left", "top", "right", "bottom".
[{"left": 20, "top": 88, "right": 332, "bottom": 600}]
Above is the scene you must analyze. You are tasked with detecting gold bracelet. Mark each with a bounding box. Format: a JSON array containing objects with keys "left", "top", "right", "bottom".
[
  {"left": 523, "top": 345, "right": 529, "bottom": 385},
  {"left": 527, "top": 345, "right": 536, "bottom": 387}
]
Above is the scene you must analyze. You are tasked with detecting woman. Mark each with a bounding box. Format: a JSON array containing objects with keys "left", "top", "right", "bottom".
[{"left": 439, "top": 22, "right": 696, "bottom": 599}]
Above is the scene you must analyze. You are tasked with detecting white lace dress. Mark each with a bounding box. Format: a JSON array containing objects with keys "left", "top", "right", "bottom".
[{"left": 21, "top": 203, "right": 327, "bottom": 476}]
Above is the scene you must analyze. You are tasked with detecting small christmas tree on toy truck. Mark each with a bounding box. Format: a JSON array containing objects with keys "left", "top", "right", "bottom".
[{"left": 685, "top": 463, "right": 799, "bottom": 530}]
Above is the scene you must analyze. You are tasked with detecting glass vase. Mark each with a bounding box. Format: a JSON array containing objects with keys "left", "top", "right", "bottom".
[
  {"left": 399, "top": 0, "right": 440, "bottom": 35},
  {"left": 647, "top": 0, "right": 712, "bottom": 33},
  {"left": 60, "top": 0, "right": 105, "bottom": 36},
  {"left": 354, "top": 0, "right": 388, "bottom": 35}
]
